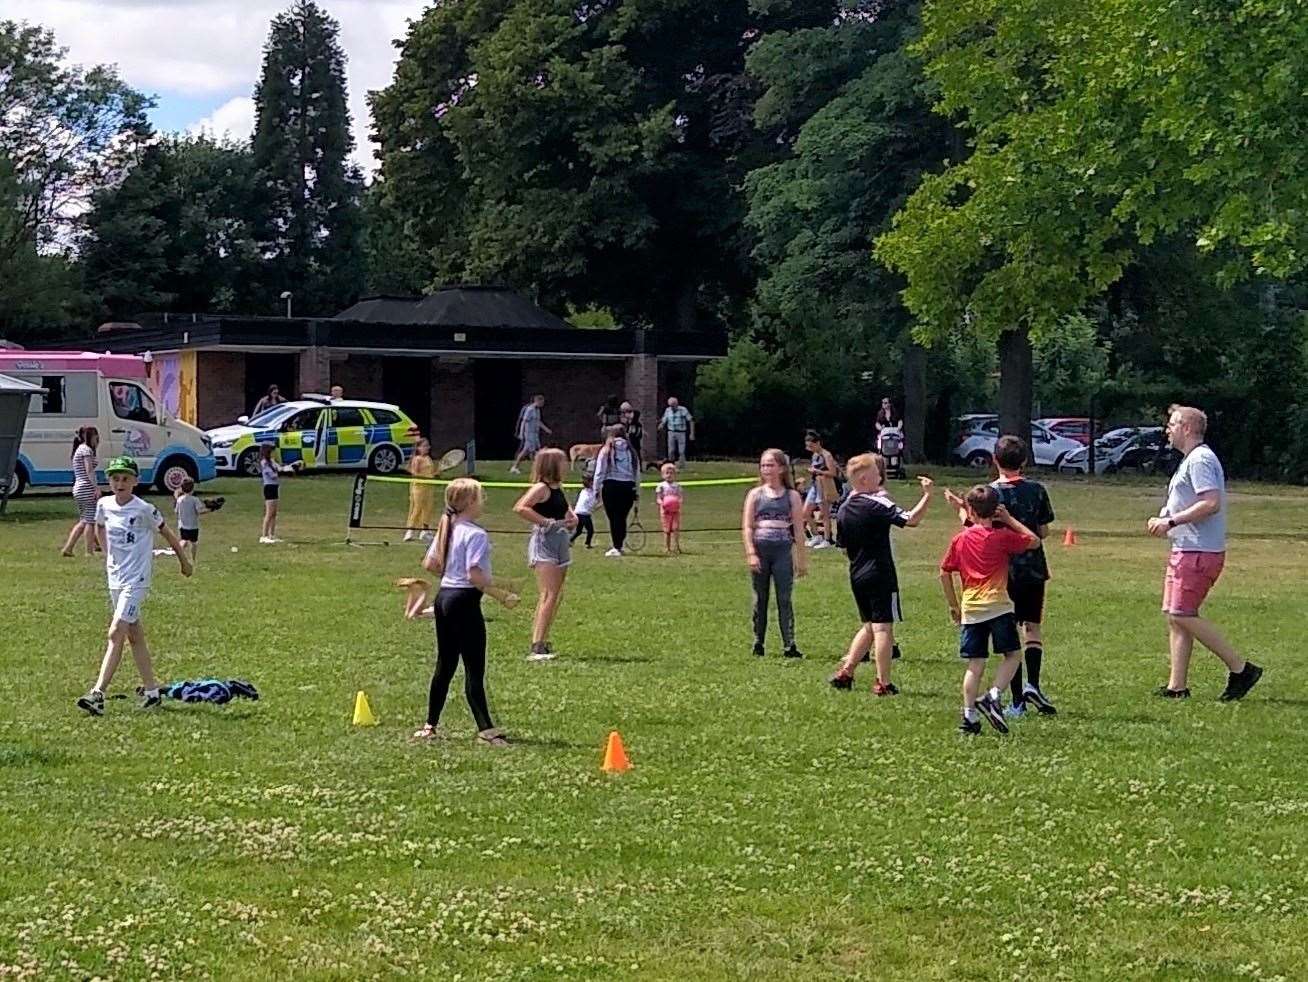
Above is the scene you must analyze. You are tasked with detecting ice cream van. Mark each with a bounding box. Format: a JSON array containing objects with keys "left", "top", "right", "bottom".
[{"left": 0, "top": 351, "right": 216, "bottom": 496}]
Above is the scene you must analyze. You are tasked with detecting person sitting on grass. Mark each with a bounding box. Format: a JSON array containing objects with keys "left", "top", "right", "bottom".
[
  {"left": 828, "top": 457, "right": 933, "bottom": 696},
  {"left": 939, "top": 485, "right": 1040, "bottom": 736},
  {"left": 77, "top": 456, "right": 192, "bottom": 717}
]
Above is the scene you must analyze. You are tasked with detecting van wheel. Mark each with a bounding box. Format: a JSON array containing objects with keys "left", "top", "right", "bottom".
[
  {"left": 369, "top": 445, "right": 402, "bottom": 475},
  {"left": 155, "top": 457, "right": 197, "bottom": 494},
  {"left": 966, "top": 451, "right": 992, "bottom": 469},
  {"left": 238, "top": 448, "right": 261, "bottom": 477},
  {"left": 5, "top": 465, "right": 26, "bottom": 498}
]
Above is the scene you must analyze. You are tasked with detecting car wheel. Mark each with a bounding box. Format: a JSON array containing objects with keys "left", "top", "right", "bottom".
[
  {"left": 369, "top": 445, "right": 401, "bottom": 475},
  {"left": 5, "top": 465, "right": 26, "bottom": 498},
  {"left": 238, "top": 448, "right": 261, "bottom": 478},
  {"left": 966, "top": 450, "right": 992, "bottom": 469},
  {"left": 155, "top": 456, "right": 197, "bottom": 494}
]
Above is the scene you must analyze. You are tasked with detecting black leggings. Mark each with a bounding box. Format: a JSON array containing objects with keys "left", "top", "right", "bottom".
[
  {"left": 428, "top": 587, "right": 494, "bottom": 730},
  {"left": 601, "top": 481, "right": 637, "bottom": 549},
  {"left": 570, "top": 514, "right": 595, "bottom": 546}
]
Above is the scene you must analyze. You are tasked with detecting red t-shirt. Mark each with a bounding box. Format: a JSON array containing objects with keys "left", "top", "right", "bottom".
[{"left": 940, "top": 525, "right": 1031, "bottom": 624}]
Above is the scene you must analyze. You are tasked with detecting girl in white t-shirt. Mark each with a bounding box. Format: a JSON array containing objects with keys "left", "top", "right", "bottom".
[{"left": 414, "top": 478, "right": 518, "bottom": 746}]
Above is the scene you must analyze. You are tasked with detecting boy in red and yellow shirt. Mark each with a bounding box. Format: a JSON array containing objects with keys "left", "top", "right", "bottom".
[{"left": 939, "top": 485, "right": 1040, "bottom": 735}]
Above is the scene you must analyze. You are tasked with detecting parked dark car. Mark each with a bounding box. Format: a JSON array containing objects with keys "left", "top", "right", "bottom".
[{"left": 1113, "top": 428, "right": 1182, "bottom": 476}]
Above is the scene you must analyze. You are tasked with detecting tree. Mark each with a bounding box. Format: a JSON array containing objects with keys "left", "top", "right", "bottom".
[
  {"left": 81, "top": 136, "right": 260, "bottom": 320},
  {"left": 251, "top": 0, "right": 363, "bottom": 315},
  {"left": 0, "top": 21, "right": 148, "bottom": 340},
  {"left": 876, "top": 0, "right": 1308, "bottom": 438},
  {"left": 370, "top": 0, "right": 831, "bottom": 330},
  {"left": 743, "top": 0, "right": 953, "bottom": 457},
  {"left": 360, "top": 181, "right": 428, "bottom": 297}
]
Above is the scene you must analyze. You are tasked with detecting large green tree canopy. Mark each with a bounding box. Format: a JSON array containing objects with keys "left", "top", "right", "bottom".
[
  {"left": 370, "top": 0, "right": 831, "bottom": 330},
  {"left": 876, "top": 0, "right": 1308, "bottom": 341}
]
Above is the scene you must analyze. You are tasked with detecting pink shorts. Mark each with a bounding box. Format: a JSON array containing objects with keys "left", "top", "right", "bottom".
[
  {"left": 1162, "top": 551, "right": 1225, "bottom": 616},
  {"left": 659, "top": 504, "right": 681, "bottom": 532}
]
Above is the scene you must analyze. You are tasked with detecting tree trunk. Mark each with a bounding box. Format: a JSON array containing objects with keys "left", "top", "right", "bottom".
[
  {"left": 997, "top": 328, "right": 1033, "bottom": 441},
  {"left": 902, "top": 341, "right": 927, "bottom": 464}
]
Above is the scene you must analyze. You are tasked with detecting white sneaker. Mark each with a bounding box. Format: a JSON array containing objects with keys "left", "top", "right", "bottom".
[
  {"left": 526, "top": 651, "right": 556, "bottom": 662},
  {"left": 419, "top": 530, "right": 434, "bottom": 542},
  {"left": 402, "top": 531, "right": 416, "bottom": 542},
  {"left": 509, "top": 466, "right": 521, "bottom": 474},
  {"left": 813, "top": 539, "right": 833, "bottom": 550},
  {"left": 259, "top": 536, "right": 274, "bottom": 544},
  {"left": 806, "top": 536, "right": 821, "bottom": 548},
  {"left": 604, "top": 547, "right": 622, "bottom": 557}
]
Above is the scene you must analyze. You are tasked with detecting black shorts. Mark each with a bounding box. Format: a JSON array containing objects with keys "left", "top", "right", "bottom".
[
  {"left": 959, "top": 612, "right": 1021, "bottom": 659},
  {"left": 179, "top": 528, "right": 199, "bottom": 543},
  {"left": 1008, "top": 579, "right": 1045, "bottom": 624},
  {"left": 851, "top": 577, "right": 902, "bottom": 624},
  {"left": 263, "top": 484, "right": 280, "bottom": 502}
]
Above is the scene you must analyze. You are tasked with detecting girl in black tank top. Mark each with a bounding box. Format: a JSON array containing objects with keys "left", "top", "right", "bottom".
[
  {"left": 532, "top": 487, "right": 568, "bottom": 520},
  {"left": 512, "top": 448, "right": 577, "bottom": 661}
]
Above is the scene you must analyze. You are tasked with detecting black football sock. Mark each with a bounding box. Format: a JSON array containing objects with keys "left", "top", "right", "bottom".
[
  {"left": 1010, "top": 665, "right": 1025, "bottom": 705},
  {"left": 1025, "top": 643, "right": 1044, "bottom": 690}
]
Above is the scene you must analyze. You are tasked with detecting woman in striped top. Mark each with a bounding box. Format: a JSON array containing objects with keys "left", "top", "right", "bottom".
[{"left": 62, "top": 427, "right": 103, "bottom": 557}]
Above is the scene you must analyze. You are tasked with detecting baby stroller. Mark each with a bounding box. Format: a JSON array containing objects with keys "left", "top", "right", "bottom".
[{"left": 878, "top": 425, "right": 906, "bottom": 479}]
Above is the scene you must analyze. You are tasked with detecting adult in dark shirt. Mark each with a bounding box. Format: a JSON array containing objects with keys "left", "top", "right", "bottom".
[{"left": 829, "top": 455, "right": 932, "bottom": 695}]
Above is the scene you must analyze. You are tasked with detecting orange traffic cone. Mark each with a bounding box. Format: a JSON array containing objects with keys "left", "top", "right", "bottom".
[
  {"left": 601, "top": 730, "right": 631, "bottom": 773},
  {"left": 1063, "top": 527, "right": 1079, "bottom": 546}
]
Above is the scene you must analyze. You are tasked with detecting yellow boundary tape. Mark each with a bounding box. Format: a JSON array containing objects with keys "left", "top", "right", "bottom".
[{"left": 369, "top": 475, "right": 758, "bottom": 490}]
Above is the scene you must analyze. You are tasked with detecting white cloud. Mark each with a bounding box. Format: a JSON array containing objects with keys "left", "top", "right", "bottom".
[
  {"left": 0, "top": 0, "right": 426, "bottom": 171},
  {"left": 188, "top": 96, "right": 257, "bottom": 141}
]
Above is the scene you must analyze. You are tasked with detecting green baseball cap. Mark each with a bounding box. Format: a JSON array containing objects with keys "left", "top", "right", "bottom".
[{"left": 105, "top": 456, "right": 139, "bottom": 476}]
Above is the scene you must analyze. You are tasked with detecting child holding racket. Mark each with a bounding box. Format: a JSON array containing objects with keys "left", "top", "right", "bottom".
[
  {"left": 404, "top": 438, "right": 439, "bottom": 542},
  {"left": 414, "top": 478, "right": 519, "bottom": 746},
  {"left": 258, "top": 443, "right": 300, "bottom": 544}
]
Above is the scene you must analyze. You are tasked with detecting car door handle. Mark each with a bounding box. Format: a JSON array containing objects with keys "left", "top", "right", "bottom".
[{"left": 111, "top": 428, "right": 128, "bottom": 434}]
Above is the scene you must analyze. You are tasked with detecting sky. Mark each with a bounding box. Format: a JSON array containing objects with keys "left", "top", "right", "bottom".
[{"left": 0, "top": 0, "right": 430, "bottom": 172}]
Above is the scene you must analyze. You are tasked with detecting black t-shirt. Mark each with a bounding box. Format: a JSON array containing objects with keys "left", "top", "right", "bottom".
[
  {"left": 992, "top": 477, "right": 1054, "bottom": 582},
  {"left": 837, "top": 491, "right": 908, "bottom": 587}
]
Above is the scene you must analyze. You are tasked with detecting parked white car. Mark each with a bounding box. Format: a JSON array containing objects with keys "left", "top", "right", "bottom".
[{"left": 952, "top": 420, "right": 1082, "bottom": 469}]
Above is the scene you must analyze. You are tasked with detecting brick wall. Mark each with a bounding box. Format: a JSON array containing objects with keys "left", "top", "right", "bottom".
[
  {"left": 522, "top": 359, "right": 627, "bottom": 450},
  {"left": 196, "top": 351, "right": 246, "bottom": 429},
  {"left": 430, "top": 359, "right": 474, "bottom": 452},
  {"left": 298, "top": 347, "right": 330, "bottom": 397},
  {"left": 331, "top": 354, "right": 385, "bottom": 400}
]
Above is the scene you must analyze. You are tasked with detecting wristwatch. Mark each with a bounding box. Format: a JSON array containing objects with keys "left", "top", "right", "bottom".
[{"left": 1166, "top": 518, "right": 1176, "bottom": 530}]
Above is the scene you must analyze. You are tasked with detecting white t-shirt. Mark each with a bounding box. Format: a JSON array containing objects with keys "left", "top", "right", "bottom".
[
  {"left": 426, "top": 520, "right": 492, "bottom": 589},
  {"left": 96, "top": 494, "right": 164, "bottom": 590},
  {"left": 517, "top": 404, "right": 541, "bottom": 440},
  {"left": 1161, "top": 443, "right": 1227, "bottom": 552},
  {"left": 574, "top": 487, "right": 596, "bottom": 516}
]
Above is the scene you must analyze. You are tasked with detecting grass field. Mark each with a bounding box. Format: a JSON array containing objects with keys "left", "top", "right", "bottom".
[{"left": 2, "top": 461, "right": 1307, "bottom": 980}]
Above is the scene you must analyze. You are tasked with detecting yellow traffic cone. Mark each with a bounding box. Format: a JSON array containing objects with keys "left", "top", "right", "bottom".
[{"left": 353, "top": 690, "right": 378, "bottom": 727}]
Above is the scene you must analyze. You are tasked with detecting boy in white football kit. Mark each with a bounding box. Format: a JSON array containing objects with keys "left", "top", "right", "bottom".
[{"left": 77, "top": 456, "right": 192, "bottom": 716}]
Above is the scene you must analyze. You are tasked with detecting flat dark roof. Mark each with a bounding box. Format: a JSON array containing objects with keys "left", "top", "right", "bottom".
[{"left": 88, "top": 315, "right": 725, "bottom": 360}]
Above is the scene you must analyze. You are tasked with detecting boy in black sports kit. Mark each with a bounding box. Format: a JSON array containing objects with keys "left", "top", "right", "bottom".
[
  {"left": 949, "top": 435, "right": 1057, "bottom": 716},
  {"left": 829, "top": 454, "right": 933, "bottom": 695}
]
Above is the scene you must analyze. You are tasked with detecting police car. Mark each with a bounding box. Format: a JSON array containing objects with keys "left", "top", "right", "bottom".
[{"left": 206, "top": 396, "right": 419, "bottom": 476}]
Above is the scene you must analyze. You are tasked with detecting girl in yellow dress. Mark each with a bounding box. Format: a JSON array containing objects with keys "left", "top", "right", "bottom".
[{"left": 403, "top": 438, "right": 439, "bottom": 541}]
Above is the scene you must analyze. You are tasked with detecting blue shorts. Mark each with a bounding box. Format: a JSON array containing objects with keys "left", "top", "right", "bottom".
[{"left": 959, "top": 612, "right": 1021, "bottom": 659}]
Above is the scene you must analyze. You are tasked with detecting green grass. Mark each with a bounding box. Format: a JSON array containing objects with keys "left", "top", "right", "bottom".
[{"left": 2, "top": 462, "right": 1307, "bottom": 980}]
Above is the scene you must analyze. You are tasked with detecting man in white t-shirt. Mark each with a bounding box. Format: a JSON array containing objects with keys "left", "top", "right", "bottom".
[
  {"left": 77, "top": 456, "right": 192, "bottom": 717},
  {"left": 658, "top": 396, "right": 694, "bottom": 466},
  {"left": 510, "top": 393, "right": 551, "bottom": 474},
  {"left": 1145, "top": 406, "right": 1262, "bottom": 701}
]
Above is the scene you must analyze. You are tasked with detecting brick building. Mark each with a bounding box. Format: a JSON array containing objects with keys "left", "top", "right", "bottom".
[{"left": 90, "top": 287, "right": 724, "bottom": 459}]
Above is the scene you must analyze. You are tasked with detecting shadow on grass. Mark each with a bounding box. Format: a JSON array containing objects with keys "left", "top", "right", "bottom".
[
  {"left": 569, "top": 654, "right": 654, "bottom": 665},
  {"left": 505, "top": 735, "right": 591, "bottom": 750},
  {"left": 0, "top": 745, "right": 70, "bottom": 768}
]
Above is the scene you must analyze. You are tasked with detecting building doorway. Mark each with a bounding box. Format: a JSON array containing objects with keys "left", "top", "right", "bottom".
[
  {"left": 474, "top": 359, "right": 524, "bottom": 459},
  {"left": 245, "top": 353, "right": 298, "bottom": 415},
  {"left": 382, "top": 357, "right": 432, "bottom": 438}
]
